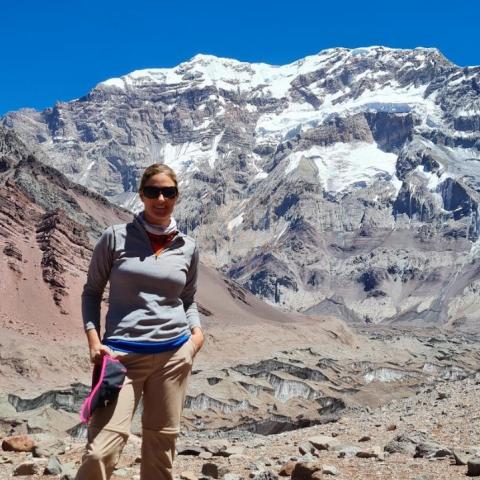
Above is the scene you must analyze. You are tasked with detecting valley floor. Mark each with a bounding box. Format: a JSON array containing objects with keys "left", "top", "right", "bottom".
[{"left": 1, "top": 375, "right": 479, "bottom": 479}]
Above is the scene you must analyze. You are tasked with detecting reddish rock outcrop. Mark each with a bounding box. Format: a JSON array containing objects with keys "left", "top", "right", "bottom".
[{"left": 2, "top": 434, "right": 35, "bottom": 452}]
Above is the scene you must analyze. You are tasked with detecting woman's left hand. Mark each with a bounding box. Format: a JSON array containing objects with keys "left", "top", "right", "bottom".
[{"left": 190, "top": 327, "right": 204, "bottom": 354}]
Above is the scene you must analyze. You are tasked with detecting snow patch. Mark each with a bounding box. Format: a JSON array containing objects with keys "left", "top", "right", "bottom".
[
  {"left": 285, "top": 142, "right": 398, "bottom": 193},
  {"left": 227, "top": 213, "right": 244, "bottom": 231},
  {"left": 162, "top": 132, "right": 223, "bottom": 172}
]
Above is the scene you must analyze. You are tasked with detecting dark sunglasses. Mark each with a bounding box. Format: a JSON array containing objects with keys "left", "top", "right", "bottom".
[{"left": 142, "top": 186, "right": 178, "bottom": 199}]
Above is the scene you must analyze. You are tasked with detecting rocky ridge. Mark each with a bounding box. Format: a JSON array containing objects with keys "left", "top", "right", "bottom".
[{"left": 0, "top": 126, "right": 131, "bottom": 327}]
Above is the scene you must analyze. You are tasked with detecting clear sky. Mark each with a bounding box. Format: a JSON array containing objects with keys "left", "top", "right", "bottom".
[{"left": 1, "top": 0, "right": 478, "bottom": 115}]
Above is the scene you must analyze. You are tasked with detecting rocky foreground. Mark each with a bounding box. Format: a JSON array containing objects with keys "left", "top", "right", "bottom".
[{"left": 2, "top": 370, "right": 480, "bottom": 479}]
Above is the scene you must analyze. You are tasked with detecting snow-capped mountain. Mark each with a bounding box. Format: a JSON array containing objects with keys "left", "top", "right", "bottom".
[{"left": 3, "top": 46, "right": 480, "bottom": 327}]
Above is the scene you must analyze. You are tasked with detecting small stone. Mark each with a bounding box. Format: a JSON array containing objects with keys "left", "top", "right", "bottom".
[
  {"left": 356, "top": 446, "right": 383, "bottom": 459},
  {"left": 358, "top": 436, "right": 371, "bottom": 442},
  {"left": 322, "top": 465, "right": 339, "bottom": 476},
  {"left": 201, "top": 462, "right": 230, "bottom": 479},
  {"left": 308, "top": 436, "right": 339, "bottom": 451},
  {"left": 386, "top": 424, "right": 397, "bottom": 431},
  {"left": 468, "top": 458, "right": 480, "bottom": 477},
  {"left": 2, "top": 434, "right": 35, "bottom": 452},
  {"left": 250, "top": 471, "right": 278, "bottom": 480},
  {"left": 114, "top": 468, "right": 132, "bottom": 477},
  {"left": 199, "top": 452, "right": 214, "bottom": 460},
  {"left": 219, "top": 446, "right": 245, "bottom": 457},
  {"left": 203, "top": 440, "right": 230, "bottom": 455},
  {"left": 181, "top": 471, "right": 198, "bottom": 480},
  {"left": 60, "top": 462, "right": 77, "bottom": 480},
  {"left": 178, "top": 446, "right": 205, "bottom": 456},
  {"left": 248, "top": 463, "right": 261, "bottom": 472},
  {"left": 249, "top": 438, "right": 266, "bottom": 448},
  {"left": 13, "top": 461, "right": 41, "bottom": 475},
  {"left": 452, "top": 449, "right": 469, "bottom": 465},
  {"left": 337, "top": 446, "right": 360, "bottom": 458},
  {"left": 298, "top": 443, "right": 315, "bottom": 455},
  {"left": 298, "top": 453, "right": 315, "bottom": 463},
  {"left": 44, "top": 455, "right": 62, "bottom": 475}
]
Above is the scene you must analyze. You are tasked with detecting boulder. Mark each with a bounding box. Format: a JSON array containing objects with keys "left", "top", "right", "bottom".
[
  {"left": 452, "top": 449, "right": 469, "bottom": 466},
  {"left": 13, "top": 461, "right": 42, "bottom": 475},
  {"left": 201, "top": 462, "right": 230, "bottom": 479},
  {"left": 2, "top": 434, "right": 35, "bottom": 452},
  {"left": 33, "top": 438, "right": 66, "bottom": 458},
  {"left": 278, "top": 460, "right": 297, "bottom": 476},
  {"left": 414, "top": 442, "right": 452, "bottom": 459},
  {"left": 467, "top": 458, "right": 480, "bottom": 477},
  {"left": 384, "top": 432, "right": 428, "bottom": 455},
  {"left": 203, "top": 439, "right": 230, "bottom": 455},
  {"left": 452, "top": 448, "right": 480, "bottom": 466},
  {"left": 291, "top": 462, "right": 322, "bottom": 480},
  {"left": 44, "top": 455, "right": 62, "bottom": 475}
]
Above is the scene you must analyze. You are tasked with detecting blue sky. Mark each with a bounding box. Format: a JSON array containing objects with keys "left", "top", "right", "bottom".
[{"left": 1, "top": 0, "right": 478, "bottom": 115}]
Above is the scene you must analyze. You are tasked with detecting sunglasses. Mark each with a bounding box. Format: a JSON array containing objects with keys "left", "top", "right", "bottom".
[{"left": 142, "top": 186, "right": 178, "bottom": 199}]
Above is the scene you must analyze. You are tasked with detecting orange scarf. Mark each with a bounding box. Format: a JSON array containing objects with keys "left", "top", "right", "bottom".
[{"left": 147, "top": 231, "right": 177, "bottom": 257}]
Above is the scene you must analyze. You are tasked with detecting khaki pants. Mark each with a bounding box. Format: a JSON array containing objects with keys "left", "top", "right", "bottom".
[{"left": 75, "top": 338, "right": 196, "bottom": 480}]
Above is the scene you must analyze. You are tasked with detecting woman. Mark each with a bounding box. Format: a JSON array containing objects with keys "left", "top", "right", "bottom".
[{"left": 76, "top": 163, "right": 204, "bottom": 480}]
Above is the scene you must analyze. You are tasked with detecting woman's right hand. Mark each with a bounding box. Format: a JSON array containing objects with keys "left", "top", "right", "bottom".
[
  {"left": 89, "top": 344, "right": 114, "bottom": 365},
  {"left": 86, "top": 329, "right": 114, "bottom": 364}
]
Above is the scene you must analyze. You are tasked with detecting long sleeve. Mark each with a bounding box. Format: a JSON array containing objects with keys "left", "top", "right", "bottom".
[
  {"left": 81, "top": 227, "right": 114, "bottom": 332},
  {"left": 180, "top": 246, "right": 201, "bottom": 330}
]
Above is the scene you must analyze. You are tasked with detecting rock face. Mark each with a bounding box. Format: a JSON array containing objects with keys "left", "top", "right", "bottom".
[
  {"left": 0, "top": 126, "right": 131, "bottom": 325},
  {"left": 2, "top": 47, "right": 480, "bottom": 326}
]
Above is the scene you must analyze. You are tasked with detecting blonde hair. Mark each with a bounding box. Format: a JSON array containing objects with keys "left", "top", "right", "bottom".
[{"left": 139, "top": 164, "right": 178, "bottom": 192}]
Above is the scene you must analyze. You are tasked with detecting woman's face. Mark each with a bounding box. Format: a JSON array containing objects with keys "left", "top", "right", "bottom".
[{"left": 140, "top": 173, "right": 178, "bottom": 226}]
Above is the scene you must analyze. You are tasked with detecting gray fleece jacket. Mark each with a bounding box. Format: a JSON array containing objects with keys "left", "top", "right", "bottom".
[{"left": 82, "top": 216, "right": 200, "bottom": 343}]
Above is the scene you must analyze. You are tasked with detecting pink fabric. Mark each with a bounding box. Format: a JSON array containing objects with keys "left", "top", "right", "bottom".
[{"left": 80, "top": 355, "right": 126, "bottom": 424}]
